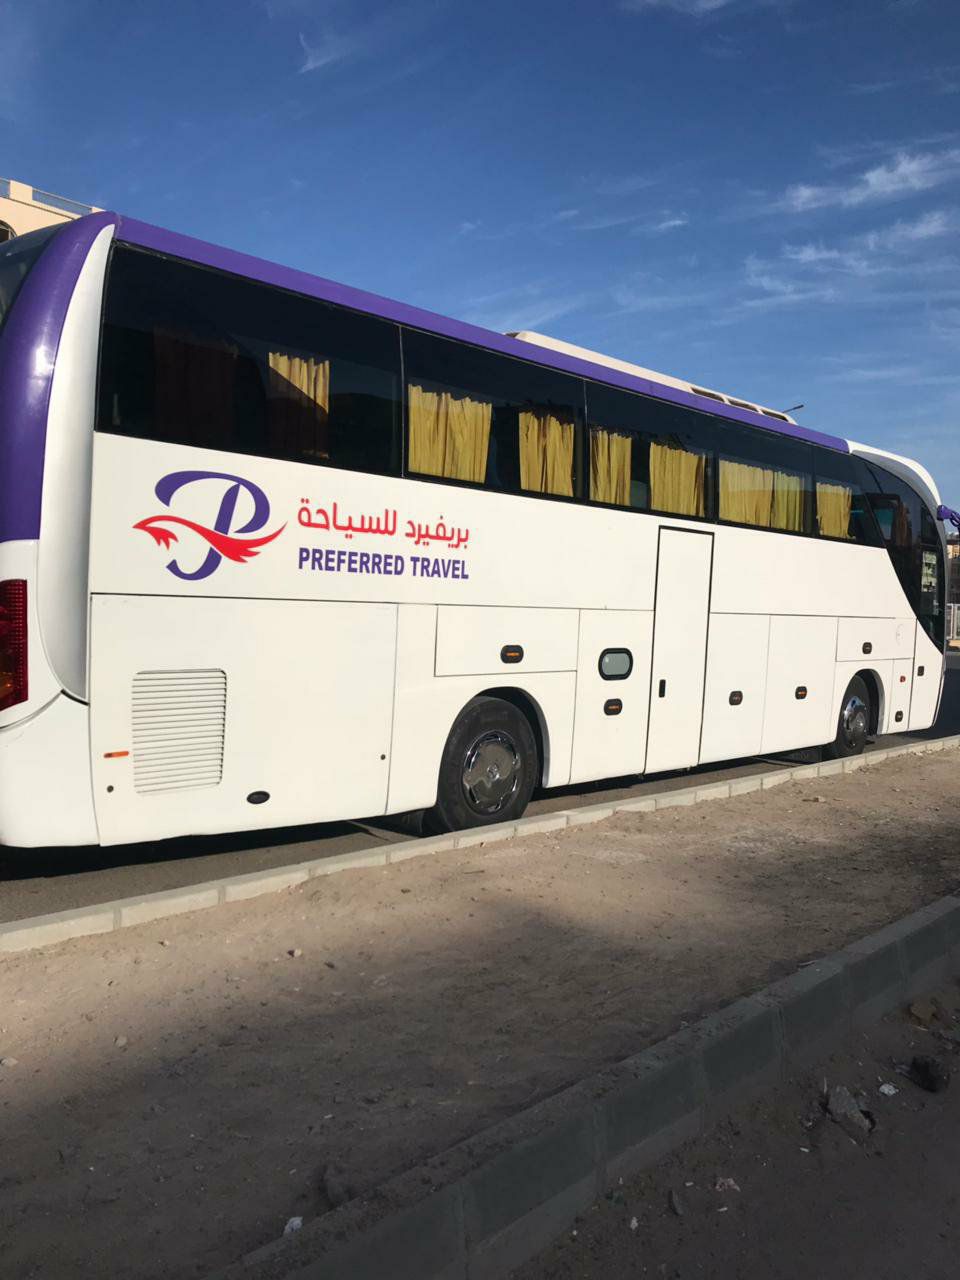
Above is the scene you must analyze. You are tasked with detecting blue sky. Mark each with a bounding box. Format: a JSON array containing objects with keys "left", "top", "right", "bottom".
[{"left": 3, "top": 0, "right": 959, "bottom": 502}]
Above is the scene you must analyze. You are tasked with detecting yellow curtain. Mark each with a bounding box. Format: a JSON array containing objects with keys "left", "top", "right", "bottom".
[
  {"left": 590, "top": 428, "right": 632, "bottom": 506},
  {"left": 408, "top": 384, "right": 491, "bottom": 483},
  {"left": 267, "top": 351, "right": 330, "bottom": 458},
  {"left": 772, "top": 471, "right": 805, "bottom": 532},
  {"left": 720, "top": 460, "right": 774, "bottom": 526},
  {"left": 817, "top": 481, "right": 853, "bottom": 540},
  {"left": 650, "top": 441, "right": 706, "bottom": 517},
  {"left": 519, "top": 410, "right": 575, "bottom": 496}
]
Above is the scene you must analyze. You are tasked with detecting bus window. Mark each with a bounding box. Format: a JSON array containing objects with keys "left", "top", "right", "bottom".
[
  {"left": 401, "top": 329, "right": 584, "bottom": 498},
  {"left": 585, "top": 383, "right": 715, "bottom": 519},
  {"left": 0, "top": 224, "right": 60, "bottom": 339},
  {"left": 717, "top": 423, "right": 813, "bottom": 534},
  {"left": 863, "top": 461, "right": 945, "bottom": 648},
  {"left": 812, "top": 453, "right": 884, "bottom": 545},
  {"left": 98, "top": 245, "right": 402, "bottom": 476}
]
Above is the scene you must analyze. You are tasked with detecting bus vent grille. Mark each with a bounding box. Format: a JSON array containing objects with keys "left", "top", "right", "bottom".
[{"left": 131, "top": 669, "right": 227, "bottom": 795}]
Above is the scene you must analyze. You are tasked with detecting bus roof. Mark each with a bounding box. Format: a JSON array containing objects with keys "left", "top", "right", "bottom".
[{"left": 110, "top": 212, "right": 850, "bottom": 456}]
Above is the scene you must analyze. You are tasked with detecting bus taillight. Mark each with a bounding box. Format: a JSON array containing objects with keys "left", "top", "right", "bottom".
[{"left": 0, "top": 580, "right": 28, "bottom": 713}]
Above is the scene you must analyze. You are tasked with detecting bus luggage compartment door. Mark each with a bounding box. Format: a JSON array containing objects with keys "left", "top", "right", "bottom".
[
  {"left": 89, "top": 595, "right": 398, "bottom": 845},
  {"left": 644, "top": 528, "right": 714, "bottom": 775}
]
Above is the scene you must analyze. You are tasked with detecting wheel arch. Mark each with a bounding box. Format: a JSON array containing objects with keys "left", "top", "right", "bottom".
[{"left": 852, "top": 667, "right": 883, "bottom": 736}]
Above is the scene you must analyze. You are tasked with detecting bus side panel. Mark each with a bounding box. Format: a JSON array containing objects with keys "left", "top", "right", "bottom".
[
  {"left": 386, "top": 603, "right": 576, "bottom": 813},
  {"left": 89, "top": 595, "right": 397, "bottom": 845},
  {"left": 569, "top": 609, "right": 653, "bottom": 785},
  {"left": 712, "top": 529, "right": 907, "bottom": 617},
  {"left": 698, "top": 613, "right": 770, "bottom": 766},
  {"left": 760, "top": 616, "right": 838, "bottom": 755},
  {"left": 909, "top": 623, "right": 945, "bottom": 731}
]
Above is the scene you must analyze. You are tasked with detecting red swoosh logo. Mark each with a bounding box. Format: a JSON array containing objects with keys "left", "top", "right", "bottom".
[{"left": 133, "top": 515, "right": 286, "bottom": 563}]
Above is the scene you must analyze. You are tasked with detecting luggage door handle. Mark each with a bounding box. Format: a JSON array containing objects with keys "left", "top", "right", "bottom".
[{"left": 658, "top": 679, "right": 667, "bottom": 698}]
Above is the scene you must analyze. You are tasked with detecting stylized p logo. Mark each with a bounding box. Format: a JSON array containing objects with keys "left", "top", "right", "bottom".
[{"left": 133, "top": 471, "right": 285, "bottom": 581}]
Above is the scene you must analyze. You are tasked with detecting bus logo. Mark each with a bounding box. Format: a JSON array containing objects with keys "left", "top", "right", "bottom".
[{"left": 134, "top": 470, "right": 285, "bottom": 581}]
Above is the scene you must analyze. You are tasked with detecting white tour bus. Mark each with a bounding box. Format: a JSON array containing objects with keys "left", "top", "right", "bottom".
[{"left": 0, "top": 213, "right": 950, "bottom": 847}]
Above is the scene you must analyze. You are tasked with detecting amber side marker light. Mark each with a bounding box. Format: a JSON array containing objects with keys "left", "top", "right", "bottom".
[
  {"left": 0, "top": 579, "right": 28, "bottom": 714},
  {"left": 104, "top": 751, "right": 130, "bottom": 759}
]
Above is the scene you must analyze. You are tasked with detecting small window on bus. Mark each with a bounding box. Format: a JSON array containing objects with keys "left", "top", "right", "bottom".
[
  {"left": 813, "top": 452, "right": 883, "bottom": 545},
  {"left": 98, "top": 245, "right": 402, "bottom": 476},
  {"left": 585, "top": 383, "right": 715, "bottom": 519},
  {"left": 599, "top": 648, "right": 633, "bottom": 679},
  {"left": 717, "top": 423, "right": 813, "bottom": 534},
  {"left": 401, "top": 329, "right": 584, "bottom": 498}
]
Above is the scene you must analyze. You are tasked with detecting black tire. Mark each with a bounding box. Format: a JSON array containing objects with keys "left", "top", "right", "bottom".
[
  {"left": 423, "top": 696, "right": 539, "bottom": 834},
  {"left": 824, "top": 675, "right": 871, "bottom": 759}
]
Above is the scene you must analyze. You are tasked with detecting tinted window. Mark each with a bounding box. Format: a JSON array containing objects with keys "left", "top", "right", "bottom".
[
  {"left": 599, "top": 648, "right": 633, "bottom": 679},
  {"left": 402, "top": 329, "right": 584, "bottom": 497},
  {"left": 586, "top": 383, "right": 715, "bottom": 519},
  {"left": 0, "top": 223, "right": 59, "bottom": 341},
  {"left": 716, "top": 423, "right": 812, "bottom": 534},
  {"left": 863, "top": 462, "right": 945, "bottom": 648},
  {"left": 812, "top": 452, "right": 883, "bottom": 545},
  {"left": 98, "top": 245, "right": 401, "bottom": 476}
]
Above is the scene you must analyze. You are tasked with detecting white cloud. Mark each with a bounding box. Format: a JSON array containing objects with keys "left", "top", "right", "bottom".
[
  {"left": 573, "top": 212, "right": 646, "bottom": 232},
  {"left": 932, "top": 307, "right": 960, "bottom": 346},
  {"left": 461, "top": 281, "right": 593, "bottom": 333},
  {"left": 742, "top": 255, "right": 837, "bottom": 308},
  {"left": 778, "top": 149, "right": 960, "bottom": 212},
  {"left": 298, "top": 29, "right": 353, "bottom": 72},
  {"left": 593, "top": 174, "right": 660, "bottom": 197},
  {"left": 620, "top": 0, "right": 738, "bottom": 13},
  {"left": 848, "top": 65, "right": 960, "bottom": 96},
  {"left": 862, "top": 209, "right": 956, "bottom": 250},
  {"left": 781, "top": 243, "right": 874, "bottom": 275},
  {"left": 650, "top": 214, "right": 690, "bottom": 232}
]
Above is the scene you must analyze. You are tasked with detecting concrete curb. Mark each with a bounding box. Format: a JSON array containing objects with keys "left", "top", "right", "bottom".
[
  {"left": 206, "top": 893, "right": 960, "bottom": 1280},
  {"left": 2, "top": 734, "right": 958, "bottom": 957}
]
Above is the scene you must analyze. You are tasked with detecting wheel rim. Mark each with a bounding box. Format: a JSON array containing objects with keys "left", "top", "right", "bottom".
[
  {"left": 840, "top": 694, "right": 868, "bottom": 751},
  {"left": 461, "top": 731, "right": 522, "bottom": 816}
]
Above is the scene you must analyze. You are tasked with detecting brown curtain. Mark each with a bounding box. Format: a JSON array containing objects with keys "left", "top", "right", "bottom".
[
  {"left": 154, "top": 332, "right": 236, "bottom": 448},
  {"left": 408, "top": 384, "right": 491, "bottom": 483},
  {"left": 267, "top": 352, "right": 330, "bottom": 459},
  {"left": 519, "top": 410, "right": 575, "bottom": 496},
  {"left": 817, "top": 481, "right": 853, "bottom": 540},
  {"left": 590, "top": 428, "right": 632, "bottom": 506},
  {"left": 650, "top": 441, "right": 706, "bottom": 517}
]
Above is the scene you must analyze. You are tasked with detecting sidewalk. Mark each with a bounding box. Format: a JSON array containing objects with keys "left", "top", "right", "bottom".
[
  {"left": 1, "top": 750, "right": 959, "bottom": 1279},
  {"left": 516, "top": 990, "right": 960, "bottom": 1280}
]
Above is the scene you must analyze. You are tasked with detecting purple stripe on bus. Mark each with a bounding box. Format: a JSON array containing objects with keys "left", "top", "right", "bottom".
[
  {"left": 115, "top": 214, "right": 850, "bottom": 456},
  {"left": 0, "top": 213, "right": 117, "bottom": 543}
]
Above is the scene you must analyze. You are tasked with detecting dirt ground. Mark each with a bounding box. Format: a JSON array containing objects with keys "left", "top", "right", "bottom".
[
  {"left": 515, "top": 986, "right": 960, "bottom": 1280},
  {"left": 1, "top": 750, "right": 959, "bottom": 1279}
]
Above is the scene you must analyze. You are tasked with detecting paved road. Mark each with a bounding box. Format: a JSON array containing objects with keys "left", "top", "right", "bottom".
[{"left": 2, "top": 652, "right": 957, "bottom": 924}]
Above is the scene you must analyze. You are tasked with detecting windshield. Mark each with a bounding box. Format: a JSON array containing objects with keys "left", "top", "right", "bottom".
[{"left": 0, "top": 224, "right": 61, "bottom": 343}]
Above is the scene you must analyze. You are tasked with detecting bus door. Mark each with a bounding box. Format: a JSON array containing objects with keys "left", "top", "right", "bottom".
[{"left": 645, "top": 527, "right": 714, "bottom": 774}]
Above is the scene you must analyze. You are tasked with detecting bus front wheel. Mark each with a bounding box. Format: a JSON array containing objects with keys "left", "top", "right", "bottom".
[
  {"left": 424, "top": 696, "right": 539, "bottom": 834},
  {"left": 824, "top": 675, "right": 871, "bottom": 759}
]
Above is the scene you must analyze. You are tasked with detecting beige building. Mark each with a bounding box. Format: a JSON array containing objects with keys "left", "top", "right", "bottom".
[{"left": 0, "top": 176, "right": 99, "bottom": 242}]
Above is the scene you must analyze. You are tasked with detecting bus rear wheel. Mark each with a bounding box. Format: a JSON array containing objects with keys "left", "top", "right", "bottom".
[
  {"left": 824, "top": 675, "right": 871, "bottom": 759},
  {"left": 424, "top": 696, "right": 539, "bottom": 834}
]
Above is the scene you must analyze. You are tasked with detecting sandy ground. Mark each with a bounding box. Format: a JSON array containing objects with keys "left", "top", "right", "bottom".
[
  {"left": 515, "top": 987, "right": 960, "bottom": 1280},
  {"left": 1, "top": 750, "right": 959, "bottom": 1279}
]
